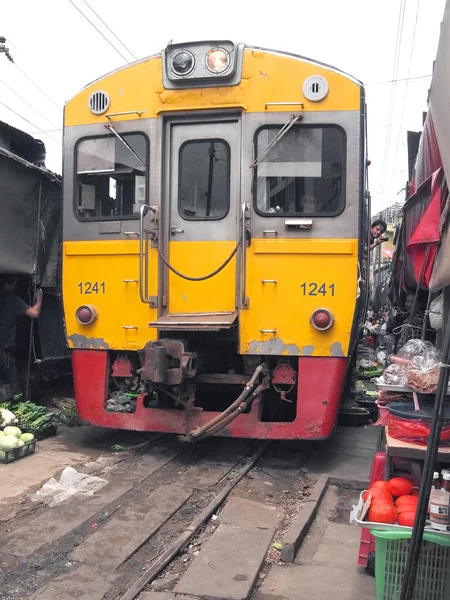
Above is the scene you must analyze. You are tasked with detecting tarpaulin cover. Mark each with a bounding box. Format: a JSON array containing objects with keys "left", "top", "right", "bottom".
[
  {"left": 0, "top": 148, "right": 67, "bottom": 362},
  {"left": 0, "top": 149, "right": 61, "bottom": 287},
  {"left": 405, "top": 169, "right": 443, "bottom": 288},
  {"left": 410, "top": 114, "right": 442, "bottom": 195},
  {"left": 388, "top": 414, "right": 450, "bottom": 446},
  {"left": 429, "top": 191, "right": 450, "bottom": 292},
  {"left": 427, "top": 1, "right": 450, "bottom": 193}
]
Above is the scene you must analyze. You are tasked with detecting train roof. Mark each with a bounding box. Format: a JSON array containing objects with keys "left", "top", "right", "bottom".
[{"left": 65, "top": 42, "right": 364, "bottom": 107}]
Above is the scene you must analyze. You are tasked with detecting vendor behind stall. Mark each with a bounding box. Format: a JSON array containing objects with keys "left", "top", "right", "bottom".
[{"left": 0, "top": 275, "right": 42, "bottom": 399}]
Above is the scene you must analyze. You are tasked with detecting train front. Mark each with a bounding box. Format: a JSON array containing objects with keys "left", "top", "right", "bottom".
[{"left": 62, "top": 41, "right": 368, "bottom": 440}]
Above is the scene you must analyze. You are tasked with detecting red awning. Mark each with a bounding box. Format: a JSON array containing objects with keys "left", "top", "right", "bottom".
[{"left": 406, "top": 168, "right": 443, "bottom": 288}]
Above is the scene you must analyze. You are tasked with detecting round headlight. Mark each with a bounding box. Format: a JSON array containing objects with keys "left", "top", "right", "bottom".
[
  {"left": 171, "top": 50, "right": 195, "bottom": 76},
  {"left": 206, "top": 48, "right": 230, "bottom": 74}
]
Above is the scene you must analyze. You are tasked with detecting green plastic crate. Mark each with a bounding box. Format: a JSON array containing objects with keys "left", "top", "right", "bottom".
[{"left": 371, "top": 529, "right": 450, "bottom": 600}]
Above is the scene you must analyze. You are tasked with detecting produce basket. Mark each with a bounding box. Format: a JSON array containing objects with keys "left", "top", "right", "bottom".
[
  {"left": 354, "top": 491, "right": 450, "bottom": 537},
  {"left": 371, "top": 529, "right": 450, "bottom": 600},
  {"left": 0, "top": 439, "right": 36, "bottom": 464}
]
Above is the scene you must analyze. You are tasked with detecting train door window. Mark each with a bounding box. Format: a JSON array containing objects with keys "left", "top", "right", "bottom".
[
  {"left": 178, "top": 139, "right": 230, "bottom": 220},
  {"left": 254, "top": 126, "right": 345, "bottom": 217},
  {"left": 75, "top": 133, "right": 148, "bottom": 220}
]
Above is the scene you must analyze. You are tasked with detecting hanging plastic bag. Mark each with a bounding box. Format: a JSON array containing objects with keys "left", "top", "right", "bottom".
[
  {"left": 375, "top": 364, "right": 408, "bottom": 386},
  {"left": 406, "top": 354, "right": 441, "bottom": 394},
  {"left": 397, "top": 339, "right": 438, "bottom": 360},
  {"left": 429, "top": 294, "right": 444, "bottom": 331}
]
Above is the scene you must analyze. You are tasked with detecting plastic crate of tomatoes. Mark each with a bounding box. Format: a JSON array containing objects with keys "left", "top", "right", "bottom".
[{"left": 355, "top": 476, "right": 450, "bottom": 536}]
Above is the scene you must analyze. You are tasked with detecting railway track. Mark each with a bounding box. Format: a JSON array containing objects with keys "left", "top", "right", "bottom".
[{"left": 0, "top": 433, "right": 311, "bottom": 600}]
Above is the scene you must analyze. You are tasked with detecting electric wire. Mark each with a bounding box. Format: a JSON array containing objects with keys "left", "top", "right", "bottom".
[
  {"left": 67, "top": 0, "right": 131, "bottom": 63},
  {"left": 0, "top": 99, "right": 61, "bottom": 146},
  {"left": 80, "top": 0, "right": 137, "bottom": 60},
  {"left": 388, "top": 0, "right": 421, "bottom": 200},
  {"left": 366, "top": 74, "right": 431, "bottom": 86},
  {"left": 0, "top": 79, "right": 61, "bottom": 131},
  {"left": 380, "top": 0, "right": 407, "bottom": 206},
  {"left": 12, "top": 62, "right": 62, "bottom": 112}
]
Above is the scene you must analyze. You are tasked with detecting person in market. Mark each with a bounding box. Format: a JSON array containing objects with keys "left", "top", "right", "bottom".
[
  {"left": 0, "top": 275, "right": 43, "bottom": 400},
  {"left": 370, "top": 218, "right": 388, "bottom": 251}
]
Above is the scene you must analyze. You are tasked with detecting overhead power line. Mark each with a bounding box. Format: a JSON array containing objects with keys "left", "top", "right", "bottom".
[
  {"left": 0, "top": 80, "right": 61, "bottom": 131},
  {"left": 389, "top": 0, "right": 422, "bottom": 199},
  {"left": 366, "top": 74, "right": 432, "bottom": 86},
  {"left": 1, "top": 37, "right": 62, "bottom": 112},
  {"left": 80, "top": 0, "right": 137, "bottom": 60},
  {"left": 13, "top": 62, "right": 62, "bottom": 112},
  {"left": 0, "top": 99, "right": 61, "bottom": 146},
  {"left": 68, "top": 0, "right": 132, "bottom": 64},
  {"left": 380, "top": 0, "right": 407, "bottom": 206}
]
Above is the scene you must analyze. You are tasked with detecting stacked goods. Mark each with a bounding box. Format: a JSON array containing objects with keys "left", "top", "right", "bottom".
[
  {"left": 361, "top": 477, "right": 420, "bottom": 528},
  {"left": 0, "top": 401, "right": 56, "bottom": 440},
  {"left": 375, "top": 339, "right": 443, "bottom": 394}
]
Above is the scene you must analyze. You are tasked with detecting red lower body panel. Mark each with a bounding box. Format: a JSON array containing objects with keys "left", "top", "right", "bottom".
[{"left": 72, "top": 350, "right": 348, "bottom": 440}]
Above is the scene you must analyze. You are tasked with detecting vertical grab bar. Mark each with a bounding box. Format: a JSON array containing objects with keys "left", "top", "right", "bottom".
[
  {"left": 241, "top": 203, "right": 248, "bottom": 308},
  {"left": 139, "top": 204, "right": 150, "bottom": 303}
]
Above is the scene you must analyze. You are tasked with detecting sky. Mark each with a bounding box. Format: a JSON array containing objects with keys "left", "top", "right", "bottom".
[{"left": 0, "top": 0, "right": 446, "bottom": 214}]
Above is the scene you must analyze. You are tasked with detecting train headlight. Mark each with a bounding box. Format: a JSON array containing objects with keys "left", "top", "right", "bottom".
[
  {"left": 76, "top": 304, "right": 97, "bottom": 325},
  {"left": 311, "top": 309, "right": 334, "bottom": 331},
  {"left": 171, "top": 50, "right": 195, "bottom": 76},
  {"left": 206, "top": 48, "right": 230, "bottom": 73}
]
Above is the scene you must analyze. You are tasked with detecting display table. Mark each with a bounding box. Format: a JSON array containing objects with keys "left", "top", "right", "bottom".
[{"left": 384, "top": 427, "right": 450, "bottom": 478}]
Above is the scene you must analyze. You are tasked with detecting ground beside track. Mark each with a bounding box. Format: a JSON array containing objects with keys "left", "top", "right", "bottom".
[{"left": 0, "top": 424, "right": 377, "bottom": 600}]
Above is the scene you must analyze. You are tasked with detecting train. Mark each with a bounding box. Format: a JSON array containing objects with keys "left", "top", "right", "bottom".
[{"left": 62, "top": 41, "right": 370, "bottom": 440}]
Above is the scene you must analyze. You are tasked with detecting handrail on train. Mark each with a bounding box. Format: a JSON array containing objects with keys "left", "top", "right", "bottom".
[{"left": 139, "top": 204, "right": 156, "bottom": 304}]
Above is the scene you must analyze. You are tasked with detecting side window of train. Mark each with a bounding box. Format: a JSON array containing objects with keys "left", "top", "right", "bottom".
[
  {"left": 75, "top": 133, "right": 148, "bottom": 220},
  {"left": 254, "top": 125, "right": 346, "bottom": 217},
  {"left": 178, "top": 139, "right": 230, "bottom": 220}
]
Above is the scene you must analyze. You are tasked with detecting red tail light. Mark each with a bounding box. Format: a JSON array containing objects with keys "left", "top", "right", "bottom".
[
  {"left": 311, "top": 309, "right": 334, "bottom": 331},
  {"left": 76, "top": 304, "right": 97, "bottom": 325}
]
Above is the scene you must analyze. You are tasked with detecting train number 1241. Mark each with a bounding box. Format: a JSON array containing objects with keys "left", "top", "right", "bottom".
[
  {"left": 300, "top": 283, "right": 335, "bottom": 296},
  {"left": 78, "top": 282, "right": 105, "bottom": 294}
]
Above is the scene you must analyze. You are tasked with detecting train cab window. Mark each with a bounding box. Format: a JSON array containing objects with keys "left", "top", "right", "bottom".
[
  {"left": 75, "top": 133, "right": 147, "bottom": 220},
  {"left": 178, "top": 139, "right": 230, "bottom": 220},
  {"left": 254, "top": 126, "right": 345, "bottom": 216}
]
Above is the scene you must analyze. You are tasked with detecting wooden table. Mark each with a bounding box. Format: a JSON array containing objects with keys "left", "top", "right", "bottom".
[{"left": 384, "top": 427, "right": 450, "bottom": 478}]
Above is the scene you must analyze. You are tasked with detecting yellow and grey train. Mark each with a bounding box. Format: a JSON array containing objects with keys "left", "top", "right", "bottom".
[{"left": 62, "top": 41, "right": 369, "bottom": 440}]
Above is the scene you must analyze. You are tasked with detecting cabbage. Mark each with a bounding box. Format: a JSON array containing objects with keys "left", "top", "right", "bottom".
[
  {"left": 0, "top": 435, "right": 19, "bottom": 449},
  {"left": 17, "top": 439, "right": 25, "bottom": 457},
  {"left": 0, "top": 435, "right": 20, "bottom": 459},
  {"left": 3, "top": 426, "right": 22, "bottom": 438},
  {"left": 20, "top": 433, "right": 35, "bottom": 443},
  {"left": 0, "top": 430, "right": 4, "bottom": 438}
]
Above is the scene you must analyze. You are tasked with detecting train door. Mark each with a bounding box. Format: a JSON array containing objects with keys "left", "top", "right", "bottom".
[{"left": 156, "top": 119, "right": 241, "bottom": 328}]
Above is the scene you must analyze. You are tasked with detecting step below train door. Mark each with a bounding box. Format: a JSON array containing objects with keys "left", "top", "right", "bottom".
[{"left": 154, "top": 118, "right": 241, "bottom": 332}]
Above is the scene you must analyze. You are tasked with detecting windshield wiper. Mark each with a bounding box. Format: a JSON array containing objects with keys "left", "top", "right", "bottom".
[
  {"left": 250, "top": 114, "right": 302, "bottom": 169},
  {"left": 105, "top": 123, "right": 146, "bottom": 169}
]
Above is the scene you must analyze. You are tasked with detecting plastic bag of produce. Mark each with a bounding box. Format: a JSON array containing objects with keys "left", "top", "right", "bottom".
[
  {"left": 429, "top": 294, "right": 443, "bottom": 331},
  {"left": 406, "top": 355, "right": 441, "bottom": 393},
  {"left": 397, "top": 339, "right": 440, "bottom": 361},
  {"left": 377, "top": 364, "right": 408, "bottom": 386}
]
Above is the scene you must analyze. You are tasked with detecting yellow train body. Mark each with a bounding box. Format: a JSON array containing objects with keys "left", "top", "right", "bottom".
[{"left": 62, "top": 41, "right": 368, "bottom": 439}]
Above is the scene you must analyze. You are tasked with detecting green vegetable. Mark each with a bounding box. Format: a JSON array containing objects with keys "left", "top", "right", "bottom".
[
  {"left": 3, "top": 425, "right": 22, "bottom": 438},
  {"left": 20, "top": 432, "right": 35, "bottom": 443}
]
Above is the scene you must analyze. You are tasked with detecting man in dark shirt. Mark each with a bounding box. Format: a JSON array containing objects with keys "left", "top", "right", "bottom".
[{"left": 0, "top": 275, "right": 42, "bottom": 399}]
